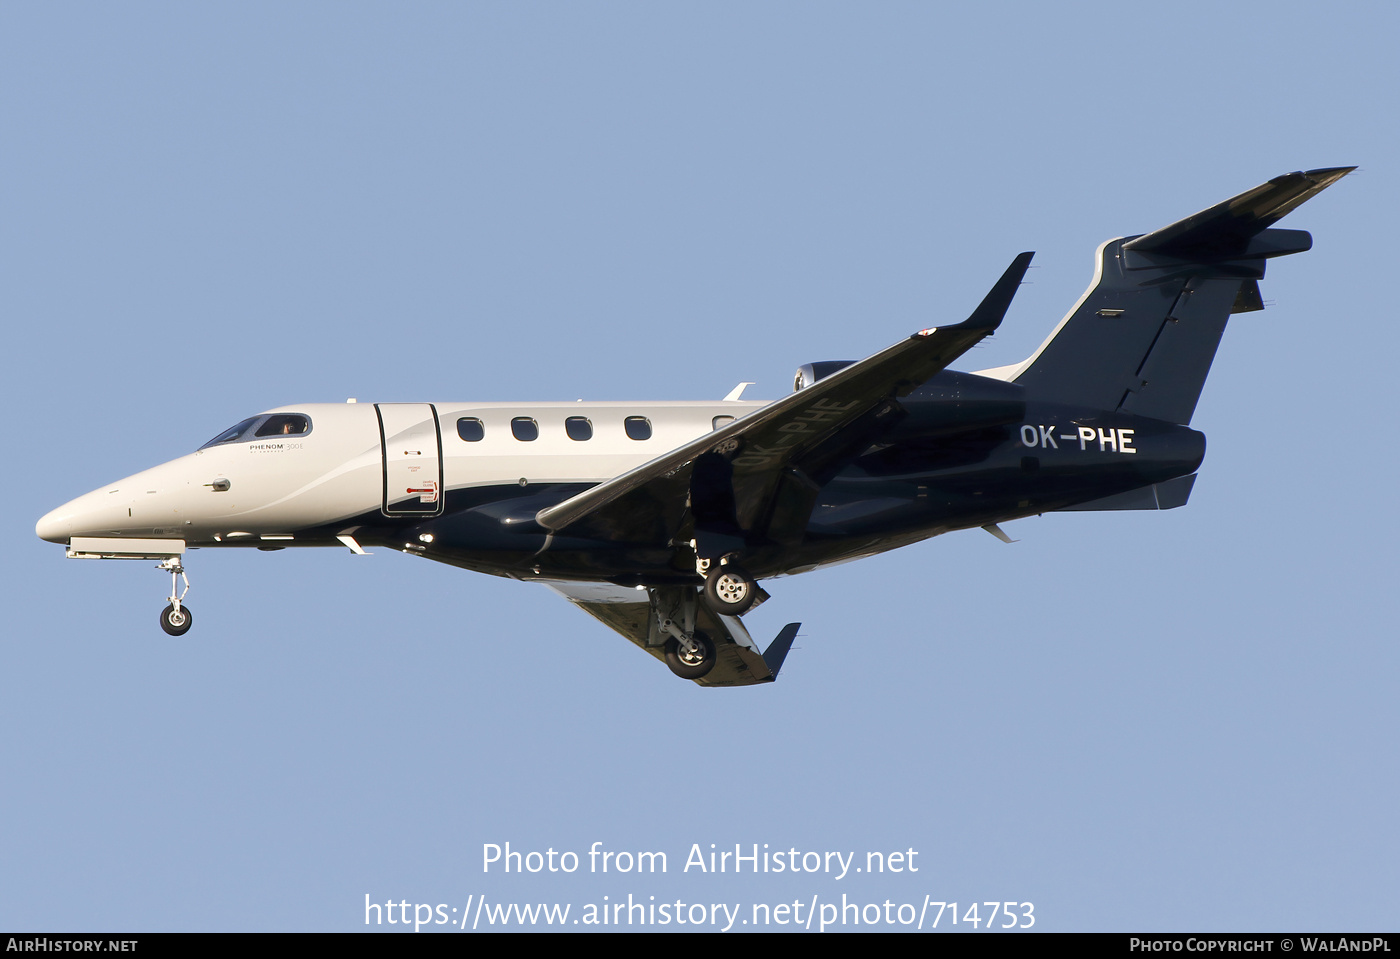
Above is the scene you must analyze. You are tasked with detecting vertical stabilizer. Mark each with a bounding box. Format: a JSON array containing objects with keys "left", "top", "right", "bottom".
[{"left": 997, "top": 168, "right": 1352, "bottom": 424}]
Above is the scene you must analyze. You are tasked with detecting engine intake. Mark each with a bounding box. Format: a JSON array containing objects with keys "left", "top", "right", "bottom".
[{"left": 793, "top": 361, "right": 855, "bottom": 392}]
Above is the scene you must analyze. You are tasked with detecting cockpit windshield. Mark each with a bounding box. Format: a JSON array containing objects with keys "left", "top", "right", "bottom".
[
  {"left": 200, "top": 417, "right": 261, "bottom": 449},
  {"left": 254, "top": 414, "right": 310, "bottom": 438},
  {"left": 199, "top": 414, "right": 311, "bottom": 450}
]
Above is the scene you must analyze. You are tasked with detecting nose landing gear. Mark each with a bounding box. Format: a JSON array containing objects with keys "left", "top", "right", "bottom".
[
  {"left": 160, "top": 603, "right": 193, "bottom": 636},
  {"left": 157, "top": 557, "right": 193, "bottom": 636}
]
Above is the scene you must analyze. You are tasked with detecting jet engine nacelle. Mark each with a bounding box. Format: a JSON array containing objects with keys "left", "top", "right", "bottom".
[{"left": 793, "top": 360, "right": 855, "bottom": 392}]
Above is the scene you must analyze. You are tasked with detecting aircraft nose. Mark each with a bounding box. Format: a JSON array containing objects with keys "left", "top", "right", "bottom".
[
  {"left": 36, "top": 503, "right": 74, "bottom": 544},
  {"left": 36, "top": 487, "right": 132, "bottom": 544},
  {"left": 38, "top": 460, "right": 197, "bottom": 545}
]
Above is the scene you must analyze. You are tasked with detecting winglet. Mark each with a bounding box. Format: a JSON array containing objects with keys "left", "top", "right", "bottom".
[
  {"left": 957, "top": 251, "right": 1035, "bottom": 333},
  {"left": 762, "top": 623, "right": 802, "bottom": 679}
]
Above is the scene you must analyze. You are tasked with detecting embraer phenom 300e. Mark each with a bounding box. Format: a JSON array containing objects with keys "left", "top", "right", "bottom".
[{"left": 37, "top": 168, "right": 1352, "bottom": 686}]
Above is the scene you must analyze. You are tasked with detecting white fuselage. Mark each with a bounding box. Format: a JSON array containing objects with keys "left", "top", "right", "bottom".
[{"left": 36, "top": 399, "right": 765, "bottom": 547}]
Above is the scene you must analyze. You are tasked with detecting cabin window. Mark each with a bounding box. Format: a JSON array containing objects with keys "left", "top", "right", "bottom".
[
  {"left": 712, "top": 415, "right": 735, "bottom": 430},
  {"left": 511, "top": 417, "right": 539, "bottom": 442},
  {"left": 565, "top": 416, "right": 593, "bottom": 441},
  {"left": 624, "top": 416, "right": 652, "bottom": 441},
  {"left": 457, "top": 418, "right": 485, "bottom": 442},
  {"left": 254, "top": 414, "right": 310, "bottom": 438}
]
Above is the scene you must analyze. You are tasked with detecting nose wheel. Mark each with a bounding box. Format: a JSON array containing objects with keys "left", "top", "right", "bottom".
[
  {"left": 160, "top": 603, "right": 193, "bottom": 636},
  {"left": 157, "top": 557, "right": 193, "bottom": 636}
]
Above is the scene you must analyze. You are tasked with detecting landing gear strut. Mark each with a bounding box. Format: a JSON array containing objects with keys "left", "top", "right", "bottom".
[
  {"left": 157, "top": 557, "right": 193, "bottom": 636},
  {"left": 653, "top": 589, "right": 717, "bottom": 680}
]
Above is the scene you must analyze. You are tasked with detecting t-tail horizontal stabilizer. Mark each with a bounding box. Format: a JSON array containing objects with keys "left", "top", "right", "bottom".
[
  {"left": 1122, "top": 167, "right": 1354, "bottom": 261},
  {"left": 1002, "top": 167, "right": 1353, "bottom": 426}
]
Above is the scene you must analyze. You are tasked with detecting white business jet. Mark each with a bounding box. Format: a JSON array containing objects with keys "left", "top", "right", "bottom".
[{"left": 37, "top": 168, "right": 1352, "bottom": 686}]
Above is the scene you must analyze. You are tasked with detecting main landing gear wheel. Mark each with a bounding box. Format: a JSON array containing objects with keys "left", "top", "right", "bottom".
[
  {"left": 664, "top": 630, "right": 716, "bottom": 680},
  {"left": 159, "top": 603, "right": 193, "bottom": 636},
  {"left": 703, "top": 565, "right": 757, "bottom": 616}
]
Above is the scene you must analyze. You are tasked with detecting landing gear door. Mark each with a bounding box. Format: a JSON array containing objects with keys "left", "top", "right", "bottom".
[{"left": 376, "top": 404, "right": 444, "bottom": 517}]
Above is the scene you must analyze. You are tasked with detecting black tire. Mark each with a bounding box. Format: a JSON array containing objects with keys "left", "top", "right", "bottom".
[
  {"left": 159, "top": 603, "right": 193, "bottom": 636},
  {"left": 664, "top": 631, "right": 716, "bottom": 680},
  {"left": 703, "top": 565, "right": 757, "bottom": 616}
]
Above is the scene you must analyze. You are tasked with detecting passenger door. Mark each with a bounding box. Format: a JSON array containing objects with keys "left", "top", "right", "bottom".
[{"left": 376, "top": 404, "right": 444, "bottom": 517}]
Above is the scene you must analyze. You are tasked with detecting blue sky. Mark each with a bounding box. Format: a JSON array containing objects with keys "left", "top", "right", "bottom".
[{"left": 4, "top": 2, "right": 1397, "bottom": 932}]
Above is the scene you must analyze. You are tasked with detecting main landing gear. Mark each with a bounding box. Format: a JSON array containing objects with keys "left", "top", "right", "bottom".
[
  {"left": 664, "top": 630, "right": 715, "bottom": 680},
  {"left": 156, "top": 557, "right": 193, "bottom": 636},
  {"left": 650, "top": 559, "right": 761, "bottom": 680},
  {"left": 654, "top": 588, "right": 717, "bottom": 680},
  {"left": 694, "top": 549, "right": 759, "bottom": 617},
  {"left": 703, "top": 564, "right": 758, "bottom": 616}
]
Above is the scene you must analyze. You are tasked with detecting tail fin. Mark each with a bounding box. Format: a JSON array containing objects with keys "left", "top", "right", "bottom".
[{"left": 992, "top": 167, "right": 1353, "bottom": 424}]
